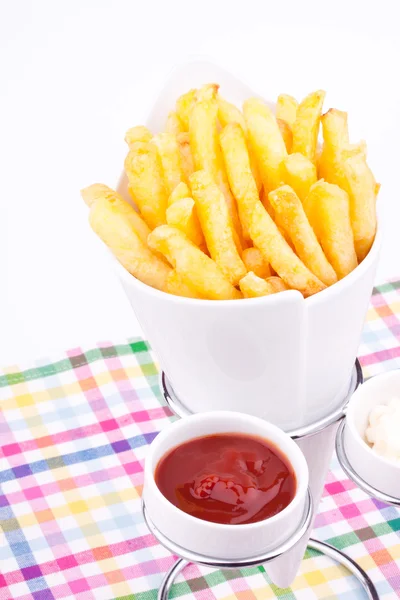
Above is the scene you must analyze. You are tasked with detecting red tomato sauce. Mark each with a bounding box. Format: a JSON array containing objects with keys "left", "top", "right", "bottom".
[{"left": 155, "top": 433, "right": 296, "bottom": 525}]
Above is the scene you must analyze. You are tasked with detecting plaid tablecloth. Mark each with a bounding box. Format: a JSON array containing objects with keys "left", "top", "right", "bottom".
[{"left": 1, "top": 280, "right": 400, "bottom": 600}]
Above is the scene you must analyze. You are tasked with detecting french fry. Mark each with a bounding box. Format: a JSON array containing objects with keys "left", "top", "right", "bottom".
[
  {"left": 269, "top": 185, "right": 337, "bottom": 286},
  {"left": 152, "top": 133, "right": 185, "bottom": 195},
  {"left": 166, "top": 197, "right": 206, "bottom": 249},
  {"left": 249, "top": 201, "right": 326, "bottom": 296},
  {"left": 217, "top": 95, "right": 262, "bottom": 191},
  {"left": 81, "top": 183, "right": 151, "bottom": 247},
  {"left": 124, "top": 142, "right": 168, "bottom": 229},
  {"left": 165, "top": 111, "right": 185, "bottom": 135},
  {"left": 168, "top": 182, "right": 191, "bottom": 206},
  {"left": 321, "top": 109, "right": 349, "bottom": 148},
  {"left": 281, "top": 153, "right": 317, "bottom": 202},
  {"left": 342, "top": 153, "right": 377, "bottom": 261},
  {"left": 148, "top": 225, "right": 242, "bottom": 300},
  {"left": 176, "top": 88, "right": 197, "bottom": 130},
  {"left": 304, "top": 181, "right": 358, "bottom": 279},
  {"left": 292, "top": 90, "right": 325, "bottom": 163},
  {"left": 242, "top": 247, "right": 271, "bottom": 278},
  {"left": 243, "top": 98, "right": 287, "bottom": 193},
  {"left": 190, "top": 170, "right": 246, "bottom": 285},
  {"left": 220, "top": 123, "right": 260, "bottom": 242},
  {"left": 277, "top": 118, "right": 293, "bottom": 153},
  {"left": 89, "top": 198, "right": 171, "bottom": 290},
  {"left": 267, "top": 276, "right": 290, "bottom": 292},
  {"left": 164, "top": 270, "right": 201, "bottom": 298},
  {"left": 239, "top": 272, "right": 276, "bottom": 298},
  {"left": 189, "top": 86, "right": 243, "bottom": 248},
  {"left": 125, "top": 126, "right": 152, "bottom": 148},
  {"left": 217, "top": 96, "right": 247, "bottom": 132},
  {"left": 177, "top": 133, "right": 194, "bottom": 182},
  {"left": 276, "top": 94, "right": 298, "bottom": 128}
]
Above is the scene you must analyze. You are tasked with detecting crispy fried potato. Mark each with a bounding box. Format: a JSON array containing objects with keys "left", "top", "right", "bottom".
[
  {"left": 81, "top": 183, "right": 151, "bottom": 246},
  {"left": 277, "top": 118, "right": 293, "bottom": 153},
  {"left": 218, "top": 96, "right": 247, "bottom": 132},
  {"left": 176, "top": 88, "right": 197, "bottom": 130},
  {"left": 124, "top": 142, "right": 168, "bottom": 229},
  {"left": 125, "top": 126, "right": 152, "bottom": 148},
  {"left": 152, "top": 133, "right": 185, "bottom": 195},
  {"left": 276, "top": 94, "right": 298, "bottom": 128},
  {"left": 269, "top": 185, "right": 337, "bottom": 286},
  {"left": 190, "top": 170, "right": 246, "bottom": 285},
  {"left": 165, "top": 111, "right": 185, "bottom": 135},
  {"left": 148, "top": 225, "right": 242, "bottom": 300},
  {"left": 177, "top": 132, "right": 194, "bottom": 182},
  {"left": 321, "top": 109, "right": 349, "bottom": 148},
  {"left": 220, "top": 123, "right": 260, "bottom": 242},
  {"left": 164, "top": 270, "right": 201, "bottom": 298},
  {"left": 168, "top": 182, "right": 191, "bottom": 206},
  {"left": 305, "top": 181, "right": 357, "bottom": 279},
  {"left": 217, "top": 95, "right": 262, "bottom": 192},
  {"left": 342, "top": 153, "right": 377, "bottom": 261},
  {"left": 166, "top": 197, "right": 206, "bottom": 249},
  {"left": 190, "top": 87, "right": 243, "bottom": 248},
  {"left": 292, "top": 90, "right": 325, "bottom": 163},
  {"left": 249, "top": 201, "right": 326, "bottom": 296},
  {"left": 89, "top": 198, "right": 171, "bottom": 290},
  {"left": 281, "top": 153, "right": 318, "bottom": 203},
  {"left": 243, "top": 98, "right": 287, "bottom": 193},
  {"left": 267, "top": 276, "right": 289, "bottom": 292},
  {"left": 242, "top": 247, "right": 271, "bottom": 278},
  {"left": 239, "top": 272, "right": 276, "bottom": 298}
]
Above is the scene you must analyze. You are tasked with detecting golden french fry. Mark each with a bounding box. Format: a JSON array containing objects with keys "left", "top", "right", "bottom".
[
  {"left": 125, "top": 126, "right": 152, "bottom": 148},
  {"left": 321, "top": 109, "right": 349, "bottom": 148},
  {"left": 190, "top": 170, "right": 246, "bottom": 285},
  {"left": 266, "top": 276, "right": 290, "bottom": 292},
  {"left": 305, "top": 181, "right": 358, "bottom": 279},
  {"left": 277, "top": 118, "right": 293, "bottom": 153},
  {"left": 189, "top": 87, "right": 243, "bottom": 248},
  {"left": 148, "top": 225, "right": 242, "bottom": 300},
  {"left": 239, "top": 272, "right": 276, "bottom": 298},
  {"left": 81, "top": 183, "right": 151, "bottom": 247},
  {"left": 166, "top": 197, "right": 206, "bottom": 249},
  {"left": 165, "top": 111, "right": 185, "bottom": 135},
  {"left": 249, "top": 201, "right": 326, "bottom": 296},
  {"left": 292, "top": 90, "right": 325, "bottom": 163},
  {"left": 124, "top": 142, "right": 168, "bottom": 229},
  {"left": 242, "top": 247, "right": 271, "bottom": 278},
  {"left": 220, "top": 123, "right": 260, "bottom": 242},
  {"left": 217, "top": 96, "right": 247, "bottom": 132},
  {"left": 276, "top": 94, "right": 298, "bottom": 128},
  {"left": 342, "top": 153, "right": 378, "bottom": 261},
  {"left": 176, "top": 88, "right": 197, "bottom": 130},
  {"left": 152, "top": 133, "right": 185, "bottom": 195},
  {"left": 168, "top": 181, "right": 191, "bottom": 206},
  {"left": 281, "top": 153, "right": 317, "bottom": 202},
  {"left": 177, "top": 133, "right": 194, "bottom": 182},
  {"left": 243, "top": 98, "right": 287, "bottom": 193},
  {"left": 269, "top": 185, "right": 337, "bottom": 286},
  {"left": 164, "top": 270, "right": 201, "bottom": 298},
  {"left": 89, "top": 198, "right": 171, "bottom": 290}
]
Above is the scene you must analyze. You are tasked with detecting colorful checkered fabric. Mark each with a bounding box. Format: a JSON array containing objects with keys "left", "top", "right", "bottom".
[{"left": 1, "top": 281, "right": 400, "bottom": 600}]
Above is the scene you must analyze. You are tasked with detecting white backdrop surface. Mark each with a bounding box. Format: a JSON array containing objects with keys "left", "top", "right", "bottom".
[{"left": 1, "top": 0, "right": 399, "bottom": 364}]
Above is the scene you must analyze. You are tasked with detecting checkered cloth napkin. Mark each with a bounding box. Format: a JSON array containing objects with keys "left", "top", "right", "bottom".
[{"left": 1, "top": 281, "right": 400, "bottom": 600}]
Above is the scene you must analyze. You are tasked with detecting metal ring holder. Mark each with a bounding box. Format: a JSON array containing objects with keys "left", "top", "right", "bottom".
[{"left": 150, "top": 360, "right": 381, "bottom": 600}]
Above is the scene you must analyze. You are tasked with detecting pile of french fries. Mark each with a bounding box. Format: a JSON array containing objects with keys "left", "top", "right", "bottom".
[{"left": 82, "top": 84, "right": 379, "bottom": 300}]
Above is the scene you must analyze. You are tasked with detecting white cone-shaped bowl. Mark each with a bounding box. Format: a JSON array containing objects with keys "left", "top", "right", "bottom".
[{"left": 115, "top": 59, "right": 381, "bottom": 431}]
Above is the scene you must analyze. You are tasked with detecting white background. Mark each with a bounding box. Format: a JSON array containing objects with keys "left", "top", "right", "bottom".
[{"left": 1, "top": 0, "right": 399, "bottom": 365}]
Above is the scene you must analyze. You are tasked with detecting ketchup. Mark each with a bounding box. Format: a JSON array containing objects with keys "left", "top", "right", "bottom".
[{"left": 155, "top": 433, "right": 296, "bottom": 525}]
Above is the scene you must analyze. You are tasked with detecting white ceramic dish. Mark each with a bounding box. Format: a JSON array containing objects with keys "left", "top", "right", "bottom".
[
  {"left": 142, "top": 411, "right": 309, "bottom": 560},
  {"left": 344, "top": 370, "right": 400, "bottom": 499},
  {"left": 116, "top": 58, "right": 382, "bottom": 431}
]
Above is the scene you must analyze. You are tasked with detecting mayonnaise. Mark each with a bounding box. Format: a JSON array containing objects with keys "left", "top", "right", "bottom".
[{"left": 365, "top": 397, "right": 400, "bottom": 463}]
